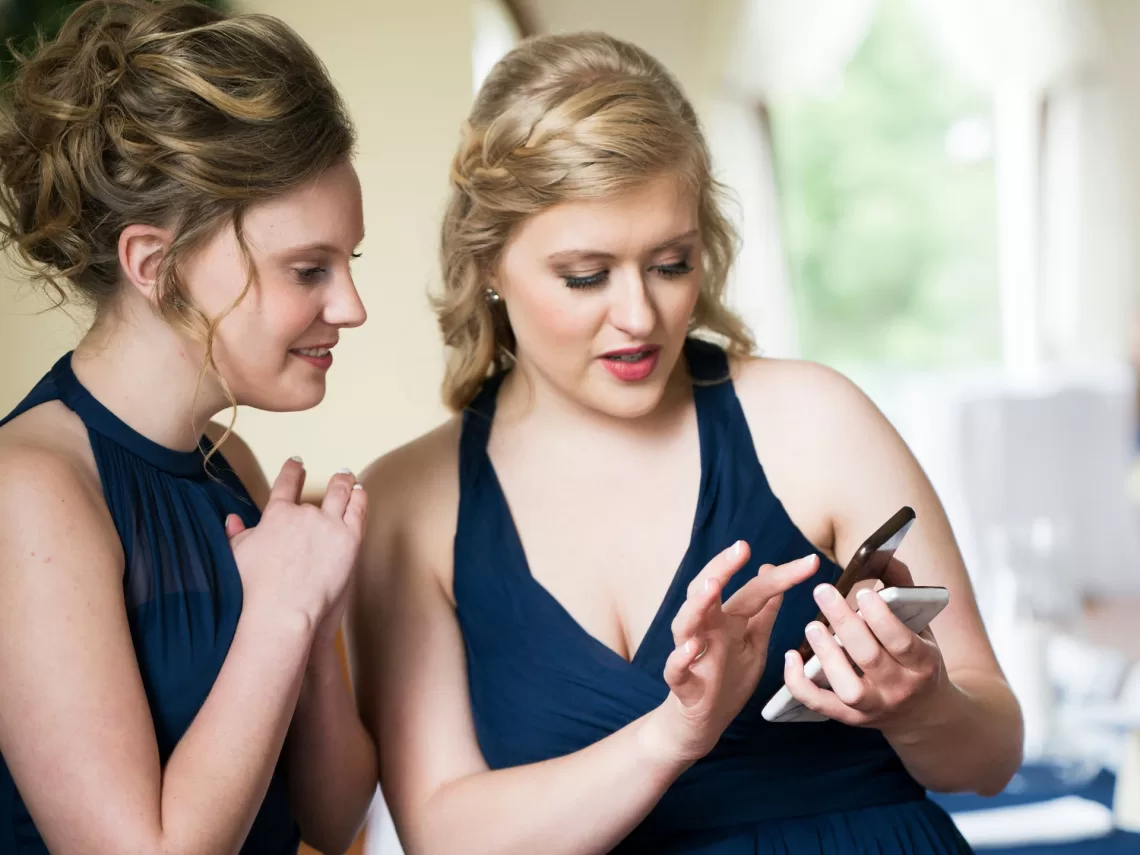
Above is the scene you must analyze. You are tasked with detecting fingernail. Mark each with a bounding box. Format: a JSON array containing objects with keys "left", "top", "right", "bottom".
[
  {"left": 289, "top": 455, "right": 304, "bottom": 464},
  {"left": 802, "top": 554, "right": 818, "bottom": 568},
  {"left": 337, "top": 467, "right": 353, "bottom": 475},
  {"left": 855, "top": 588, "right": 873, "bottom": 607},
  {"left": 785, "top": 650, "right": 795, "bottom": 665},
  {"left": 815, "top": 584, "right": 838, "bottom": 604},
  {"left": 352, "top": 483, "right": 363, "bottom": 491},
  {"left": 733, "top": 540, "right": 744, "bottom": 559},
  {"left": 685, "top": 639, "right": 696, "bottom": 654},
  {"left": 705, "top": 577, "right": 716, "bottom": 593},
  {"left": 806, "top": 622, "right": 824, "bottom": 640}
]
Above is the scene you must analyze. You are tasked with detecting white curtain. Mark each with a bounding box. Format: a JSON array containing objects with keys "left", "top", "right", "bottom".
[{"left": 913, "top": 0, "right": 1135, "bottom": 374}]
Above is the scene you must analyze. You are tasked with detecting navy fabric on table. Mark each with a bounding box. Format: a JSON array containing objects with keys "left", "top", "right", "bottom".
[
  {"left": 930, "top": 765, "right": 1140, "bottom": 854},
  {"left": 454, "top": 337, "right": 974, "bottom": 853},
  {"left": 0, "top": 354, "right": 298, "bottom": 855}
]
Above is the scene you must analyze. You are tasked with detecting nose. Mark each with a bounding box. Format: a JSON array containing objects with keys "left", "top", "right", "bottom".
[
  {"left": 325, "top": 271, "right": 367, "bottom": 329},
  {"left": 608, "top": 269, "right": 656, "bottom": 339}
]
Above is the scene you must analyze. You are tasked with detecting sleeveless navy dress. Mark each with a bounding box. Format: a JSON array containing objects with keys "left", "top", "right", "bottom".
[
  {"left": 0, "top": 354, "right": 299, "bottom": 854},
  {"left": 455, "top": 339, "right": 973, "bottom": 854}
]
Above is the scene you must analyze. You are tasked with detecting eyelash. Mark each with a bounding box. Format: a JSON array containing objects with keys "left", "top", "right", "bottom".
[
  {"left": 295, "top": 253, "right": 362, "bottom": 284},
  {"left": 563, "top": 260, "right": 694, "bottom": 289},
  {"left": 296, "top": 267, "right": 327, "bottom": 284}
]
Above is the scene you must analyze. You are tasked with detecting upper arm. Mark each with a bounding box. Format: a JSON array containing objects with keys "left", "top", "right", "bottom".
[
  {"left": 347, "top": 427, "right": 488, "bottom": 836},
  {"left": 0, "top": 446, "right": 164, "bottom": 855},
  {"left": 205, "top": 423, "right": 271, "bottom": 510},
  {"left": 735, "top": 359, "right": 1003, "bottom": 679}
]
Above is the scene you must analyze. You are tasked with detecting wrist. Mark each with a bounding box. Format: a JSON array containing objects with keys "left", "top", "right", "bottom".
[
  {"left": 881, "top": 677, "right": 963, "bottom": 746},
  {"left": 239, "top": 599, "right": 319, "bottom": 648},
  {"left": 635, "top": 705, "right": 699, "bottom": 781}
]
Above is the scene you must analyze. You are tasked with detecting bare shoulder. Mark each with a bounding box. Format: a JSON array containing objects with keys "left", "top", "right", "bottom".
[
  {"left": 729, "top": 355, "right": 899, "bottom": 459},
  {"left": 731, "top": 355, "right": 880, "bottom": 424},
  {"left": 358, "top": 417, "right": 463, "bottom": 596},
  {"left": 0, "top": 404, "right": 123, "bottom": 584},
  {"left": 204, "top": 422, "right": 270, "bottom": 508},
  {"left": 0, "top": 398, "right": 104, "bottom": 504}
]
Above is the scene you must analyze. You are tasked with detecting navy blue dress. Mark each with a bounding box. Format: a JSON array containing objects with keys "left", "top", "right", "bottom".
[
  {"left": 0, "top": 354, "right": 298, "bottom": 854},
  {"left": 455, "top": 338, "right": 973, "bottom": 854}
]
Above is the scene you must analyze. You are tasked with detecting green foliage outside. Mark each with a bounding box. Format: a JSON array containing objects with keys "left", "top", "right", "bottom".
[{"left": 770, "top": 0, "right": 1000, "bottom": 371}]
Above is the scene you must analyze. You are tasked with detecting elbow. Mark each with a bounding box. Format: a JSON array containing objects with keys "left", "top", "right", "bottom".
[{"left": 977, "top": 738, "right": 1024, "bottom": 798}]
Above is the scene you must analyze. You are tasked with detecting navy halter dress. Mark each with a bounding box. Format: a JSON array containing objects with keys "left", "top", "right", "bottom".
[
  {"left": 0, "top": 354, "right": 298, "bottom": 854},
  {"left": 455, "top": 338, "right": 972, "bottom": 854}
]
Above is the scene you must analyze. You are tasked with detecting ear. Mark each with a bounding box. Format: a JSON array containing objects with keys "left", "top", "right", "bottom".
[
  {"left": 118, "top": 224, "right": 173, "bottom": 306},
  {"left": 484, "top": 262, "right": 506, "bottom": 302}
]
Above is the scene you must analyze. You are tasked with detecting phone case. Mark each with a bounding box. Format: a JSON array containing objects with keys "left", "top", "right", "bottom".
[{"left": 761, "top": 586, "right": 950, "bottom": 724}]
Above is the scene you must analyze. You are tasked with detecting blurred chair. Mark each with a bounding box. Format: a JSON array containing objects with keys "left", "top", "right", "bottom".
[{"left": 954, "top": 371, "right": 1140, "bottom": 766}]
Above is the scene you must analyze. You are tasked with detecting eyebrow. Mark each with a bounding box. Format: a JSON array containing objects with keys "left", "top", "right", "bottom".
[
  {"left": 277, "top": 233, "right": 366, "bottom": 257},
  {"left": 547, "top": 229, "right": 700, "bottom": 263}
]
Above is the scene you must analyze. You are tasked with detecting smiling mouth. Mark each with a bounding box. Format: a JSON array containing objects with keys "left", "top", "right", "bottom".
[{"left": 293, "top": 347, "right": 331, "bottom": 358}]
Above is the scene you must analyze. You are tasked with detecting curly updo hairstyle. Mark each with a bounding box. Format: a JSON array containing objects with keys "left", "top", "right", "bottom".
[{"left": 0, "top": 0, "right": 355, "bottom": 344}]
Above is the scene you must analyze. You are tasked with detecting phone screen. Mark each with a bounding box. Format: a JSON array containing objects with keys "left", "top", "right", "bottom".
[{"left": 795, "top": 506, "right": 915, "bottom": 659}]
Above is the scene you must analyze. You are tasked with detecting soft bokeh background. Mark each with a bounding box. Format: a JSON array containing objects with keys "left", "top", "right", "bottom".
[{"left": 5, "top": 0, "right": 1140, "bottom": 851}]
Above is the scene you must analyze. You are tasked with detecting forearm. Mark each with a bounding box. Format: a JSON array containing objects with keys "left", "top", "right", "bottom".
[
  {"left": 158, "top": 610, "right": 314, "bottom": 855},
  {"left": 884, "top": 672, "right": 1023, "bottom": 796},
  {"left": 408, "top": 710, "right": 687, "bottom": 855},
  {"left": 288, "top": 633, "right": 378, "bottom": 854}
]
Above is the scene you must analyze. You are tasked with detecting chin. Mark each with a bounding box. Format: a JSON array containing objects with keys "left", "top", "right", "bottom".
[
  {"left": 237, "top": 378, "right": 327, "bottom": 414},
  {"left": 589, "top": 381, "right": 669, "bottom": 420}
]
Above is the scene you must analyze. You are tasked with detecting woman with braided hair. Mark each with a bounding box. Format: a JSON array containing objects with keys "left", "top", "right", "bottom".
[
  {"left": 351, "top": 32, "right": 1021, "bottom": 854},
  {"left": 0, "top": 2, "right": 376, "bottom": 853}
]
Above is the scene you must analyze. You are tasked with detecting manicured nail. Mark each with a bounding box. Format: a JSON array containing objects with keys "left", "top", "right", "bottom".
[
  {"left": 289, "top": 455, "right": 304, "bottom": 464},
  {"left": 856, "top": 588, "right": 873, "bottom": 607},
  {"left": 802, "top": 554, "right": 818, "bottom": 568},
  {"left": 733, "top": 541, "right": 744, "bottom": 559},
  {"left": 785, "top": 650, "right": 795, "bottom": 665},
  {"left": 805, "top": 622, "right": 824, "bottom": 640},
  {"left": 352, "top": 483, "right": 363, "bottom": 491},
  {"left": 337, "top": 467, "right": 353, "bottom": 475},
  {"left": 705, "top": 577, "right": 718, "bottom": 593},
  {"left": 815, "top": 584, "right": 838, "bottom": 604}
]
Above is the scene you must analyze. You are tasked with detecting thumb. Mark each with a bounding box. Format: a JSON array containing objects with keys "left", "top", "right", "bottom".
[{"left": 225, "top": 513, "right": 248, "bottom": 541}]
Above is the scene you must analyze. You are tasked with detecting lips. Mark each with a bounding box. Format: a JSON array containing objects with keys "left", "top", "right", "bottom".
[
  {"left": 599, "top": 345, "right": 662, "bottom": 382},
  {"left": 293, "top": 346, "right": 331, "bottom": 358},
  {"left": 290, "top": 343, "right": 336, "bottom": 371}
]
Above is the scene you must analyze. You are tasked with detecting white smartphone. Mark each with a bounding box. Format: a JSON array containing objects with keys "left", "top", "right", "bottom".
[{"left": 761, "top": 586, "right": 950, "bottom": 724}]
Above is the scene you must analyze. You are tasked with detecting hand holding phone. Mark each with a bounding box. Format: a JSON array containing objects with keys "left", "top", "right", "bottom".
[{"left": 763, "top": 585, "right": 950, "bottom": 723}]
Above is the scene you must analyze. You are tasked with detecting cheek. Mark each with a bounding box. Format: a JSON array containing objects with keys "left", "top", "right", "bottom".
[
  {"left": 667, "top": 276, "right": 703, "bottom": 326},
  {"left": 510, "top": 285, "right": 600, "bottom": 343},
  {"left": 216, "top": 281, "right": 319, "bottom": 354},
  {"left": 180, "top": 248, "right": 246, "bottom": 321}
]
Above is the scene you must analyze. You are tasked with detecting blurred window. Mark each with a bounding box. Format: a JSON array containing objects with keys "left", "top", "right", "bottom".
[{"left": 770, "top": 0, "right": 1000, "bottom": 372}]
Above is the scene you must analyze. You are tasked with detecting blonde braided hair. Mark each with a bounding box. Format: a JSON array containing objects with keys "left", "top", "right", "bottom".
[{"left": 436, "top": 32, "right": 754, "bottom": 412}]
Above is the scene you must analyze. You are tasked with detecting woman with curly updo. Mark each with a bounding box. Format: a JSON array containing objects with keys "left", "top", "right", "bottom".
[{"left": 0, "top": 2, "right": 375, "bottom": 853}]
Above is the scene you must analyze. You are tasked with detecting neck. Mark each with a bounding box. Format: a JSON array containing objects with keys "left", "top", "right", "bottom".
[
  {"left": 498, "top": 351, "right": 693, "bottom": 445},
  {"left": 71, "top": 295, "right": 227, "bottom": 452}
]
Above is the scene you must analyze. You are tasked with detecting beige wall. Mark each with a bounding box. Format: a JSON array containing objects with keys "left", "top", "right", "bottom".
[
  {"left": 0, "top": 257, "right": 90, "bottom": 406},
  {"left": 0, "top": 0, "right": 472, "bottom": 484}
]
